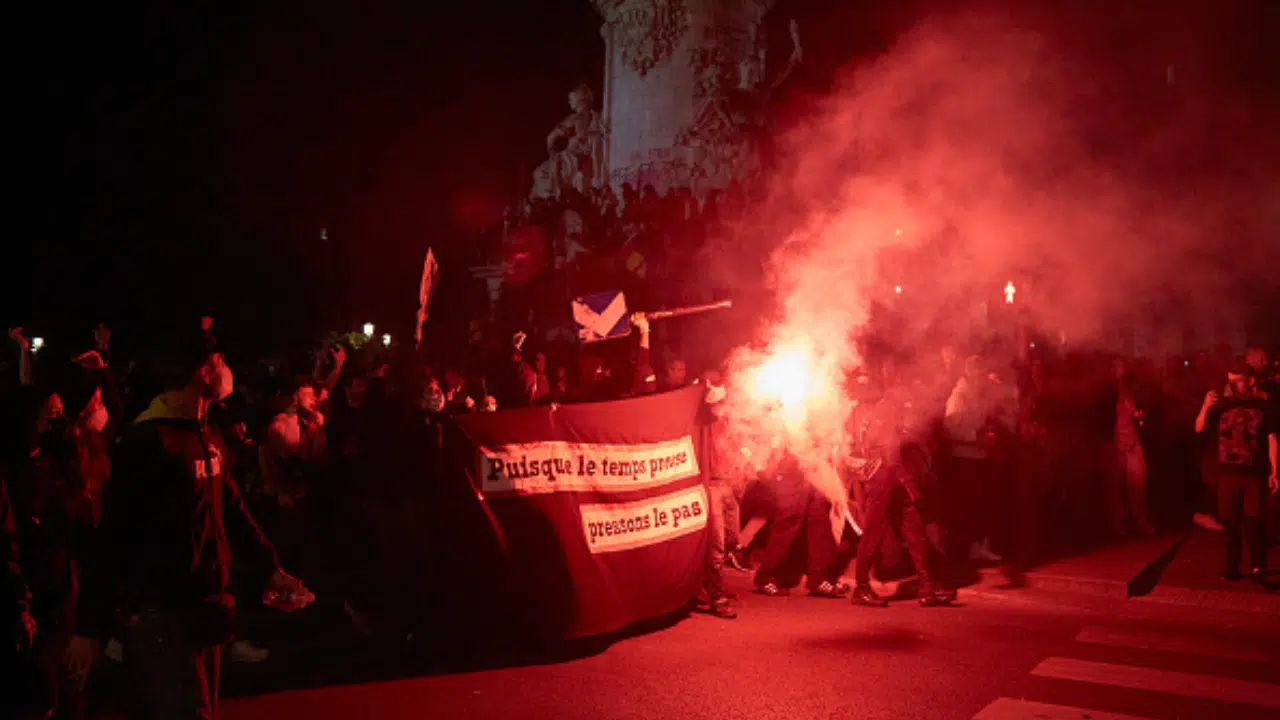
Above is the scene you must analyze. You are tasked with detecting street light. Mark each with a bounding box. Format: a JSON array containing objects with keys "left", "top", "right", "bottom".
[
  {"left": 363, "top": 322, "right": 375, "bottom": 338},
  {"left": 381, "top": 333, "right": 392, "bottom": 347}
]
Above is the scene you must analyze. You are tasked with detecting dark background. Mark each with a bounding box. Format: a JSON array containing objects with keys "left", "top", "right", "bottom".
[{"left": 6, "top": 0, "right": 1277, "bottom": 355}]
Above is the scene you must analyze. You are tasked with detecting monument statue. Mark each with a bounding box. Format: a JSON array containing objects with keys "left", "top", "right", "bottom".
[
  {"left": 590, "top": 0, "right": 799, "bottom": 194},
  {"left": 532, "top": 84, "right": 607, "bottom": 199}
]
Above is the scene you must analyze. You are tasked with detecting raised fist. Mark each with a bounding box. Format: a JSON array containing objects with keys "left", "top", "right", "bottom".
[{"left": 630, "top": 312, "right": 649, "bottom": 335}]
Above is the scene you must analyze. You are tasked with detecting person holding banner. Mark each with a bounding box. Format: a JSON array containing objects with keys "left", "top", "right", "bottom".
[{"left": 695, "top": 371, "right": 738, "bottom": 619}]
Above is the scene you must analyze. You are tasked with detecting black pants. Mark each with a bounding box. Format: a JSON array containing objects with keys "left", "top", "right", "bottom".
[
  {"left": 856, "top": 465, "right": 932, "bottom": 591},
  {"left": 1216, "top": 472, "right": 1268, "bottom": 573},
  {"left": 123, "top": 611, "right": 221, "bottom": 719},
  {"left": 754, "top": 482, "right": 839, "bottom": 590}
]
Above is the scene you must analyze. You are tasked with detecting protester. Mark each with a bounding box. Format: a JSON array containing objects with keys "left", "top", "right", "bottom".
[
  {"left": 695, "top": 371, "right": 738, "bottom": 619},
  {"left": 1194, "top": 359, "right": 1279, "bottom": 582},
  {"left": 69, "top": 335, "right": 312, "bottom": 718}
]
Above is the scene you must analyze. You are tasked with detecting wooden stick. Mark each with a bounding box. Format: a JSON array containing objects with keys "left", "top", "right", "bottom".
[{"left": 645, "top": 299, "right": 733, "bottom": 321}]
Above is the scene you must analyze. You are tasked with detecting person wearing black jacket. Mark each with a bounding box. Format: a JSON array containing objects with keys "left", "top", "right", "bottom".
[{"left": 67, "top": 338, "right": 310, "bottom": 718}]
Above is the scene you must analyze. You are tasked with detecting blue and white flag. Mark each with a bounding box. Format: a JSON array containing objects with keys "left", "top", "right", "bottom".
[{"left": 572, "top": 291, "right": 630, "bottom": 343}]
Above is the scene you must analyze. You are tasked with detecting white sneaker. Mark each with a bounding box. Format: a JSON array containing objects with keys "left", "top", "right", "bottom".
[
  {"left": 1193, "top": 513, "right": 1224, "bottom": 531},
  {"left": 230, "top": 639, "right": 271, "bottom": 663},
  {"left": 969, "top": 540, "right": 1003, "bottom": 564},
  {"left": 104, "top": 637, "right": 124, "bottom": 663}
]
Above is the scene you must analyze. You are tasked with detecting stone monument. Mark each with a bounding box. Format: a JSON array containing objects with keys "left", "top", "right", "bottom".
[
  {"left": 532, "top": 84, "right": 608, "bottom": 199},
  {"left": 591, "top": 0, "right": 800, "bottom": 194}
]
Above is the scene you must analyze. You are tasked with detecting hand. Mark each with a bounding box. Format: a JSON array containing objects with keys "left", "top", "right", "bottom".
[
  {"left": 265, "top": 569, "right": 314, "bottom": 611},
  {"left": 93, "top": 322, "right": 111, "bottom": 351},
  {"left": 630, "top": 312, "right": 649, "bottom": 334},
  {"left": 513, "top": 331, "right": 527, "bottom": 350},
  {"left": 8, "top": 327, "right": 29, "bottom": 350},
  {"left": 16, "top": 610, "right": 36, "bottom": 652},
  {"left": 328, "top": 344, "right": 347, "bottom": 366},
  {"left": 1203, "top": 391, "right": 1220, "bottom": 409},
  {"left": 64, "top": 635, "right": 101, "bottom": 687}
]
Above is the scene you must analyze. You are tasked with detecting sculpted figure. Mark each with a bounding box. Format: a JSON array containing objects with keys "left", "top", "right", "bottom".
[{"left": 541, "top": 84, "right": 606, "bottom": 195}]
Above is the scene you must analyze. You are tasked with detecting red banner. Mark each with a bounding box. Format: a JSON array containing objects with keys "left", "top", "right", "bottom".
[{"left": 456, "top": 387, "right": 708, "bottom": 639}]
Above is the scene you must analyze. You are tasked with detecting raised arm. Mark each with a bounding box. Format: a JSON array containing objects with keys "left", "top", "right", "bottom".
[
  {"left": 1194, "top": 390, "right": 1219, "bottom": 434},
  {"left": 8, "top": 328, "right": 32, "bottom": 386}
]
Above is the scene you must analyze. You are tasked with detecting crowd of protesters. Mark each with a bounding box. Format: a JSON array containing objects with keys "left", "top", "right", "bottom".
[{"left": 3, "top": 195, "right": 1277, "bottom": 717}]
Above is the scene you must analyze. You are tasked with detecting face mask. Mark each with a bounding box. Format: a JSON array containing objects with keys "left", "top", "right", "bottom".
[
  {"left": 84, "top": 405, "right": 109, "bottom": 434},
  {"left": 423, "top": 390, "right": 445, "bottom": 413},
  {"left": 705, "top": 384, "right": 726, "bottom": 405}
]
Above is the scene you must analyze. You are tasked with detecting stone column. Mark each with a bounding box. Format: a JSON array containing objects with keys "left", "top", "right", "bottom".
[{"left": 592, "top": 0, "right": 774, "bottom": 194}]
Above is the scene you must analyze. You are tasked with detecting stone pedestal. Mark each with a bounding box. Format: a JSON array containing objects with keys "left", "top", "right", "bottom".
[
  {"left": 593, "top": 0, "right": 776, "bottom": 195},
  {"left": 469, "top": 264, "right": 507, "bottom": 320}
]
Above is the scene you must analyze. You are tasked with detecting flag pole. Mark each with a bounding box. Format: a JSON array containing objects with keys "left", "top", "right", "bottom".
[{"left": 644, "top": 299, "right": 733, "bottom": 321}]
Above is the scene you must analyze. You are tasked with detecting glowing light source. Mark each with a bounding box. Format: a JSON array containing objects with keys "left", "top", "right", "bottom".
[
  {"left": 363, "top": 322, "right": 375, "bottom": 338},
  {"left": 894, "top": 285, "right": 902, "bottom": 294},
  {"left": 752, "top": 348, "right": 813, "bottom": 409},
  {"left": 1004, "top": 281, "right": 1016, "bottom": 304},
  {"left": 31, "top": 337, "right": 44, "bottom": 353},
  {"left": 381, "top": 333, "right": 392, "bottom": 347}
]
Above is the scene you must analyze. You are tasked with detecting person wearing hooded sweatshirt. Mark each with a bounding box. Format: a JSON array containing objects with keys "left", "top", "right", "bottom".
[{"left": 67, "top": 337, "right": 310, "bottom": 718}]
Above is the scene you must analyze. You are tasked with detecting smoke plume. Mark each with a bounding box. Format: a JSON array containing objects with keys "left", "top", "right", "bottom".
[{"left": 706, "top": 6, "right": 1277, "bottom": 499}]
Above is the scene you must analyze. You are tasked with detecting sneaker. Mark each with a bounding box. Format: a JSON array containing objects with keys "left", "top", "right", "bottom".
[
  {"left": 709, "top": 597, "right": 737, "bottom": 619},
  {"left": 850, "top": 585, "right": 889, "bottom": 608},
  {"left": 919, "top": 589, "right": 957, "bottom": 607},
  {"left": 104, "top": 637, "right": 125, "bottom": 663},
  {"left": 754, "top": 582, "right": 789, "bottom": 597},
  {"left": 1193, "top": 513, "right": 1224, "bottom": 531},
  {"left": 230, "top": 639, "right": 271, "bottom": 663},
  {"left": 969, "top": 541, "right": 1003, "bottom": 565},
  {"left": 344, "top": 600, "right": 375, "bottom": 637},
  {"left": 808, "top": 580, "right": 848, "bottom": 598}
]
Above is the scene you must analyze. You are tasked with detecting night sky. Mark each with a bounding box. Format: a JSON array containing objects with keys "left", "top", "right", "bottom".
[{"left": 8, "top": 0, "right": 1277, "bottom": 355}]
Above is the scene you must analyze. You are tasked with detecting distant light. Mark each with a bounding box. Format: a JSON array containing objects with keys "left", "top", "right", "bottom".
[
  {"left": 1029, "top": 342, "right": 1036, "bottom": 349},
  {"left": 894, "top": 228, "right": 902, "bottom": 236},
  {"left": 363, "top": 323, "right": 375, "bottom": 338},
  {"left": 894, "top": 285, "right": 902, "bottom": 294},
  {"left": 31, "top": 337, "right": 44, "bottom": 352},
  {"left": 1004, "top": 281, "right": 1016, "bottom": 304},
  {"left": 320, "top": 227, "right": 328, "bottom": 242},
  {"left": 381, "top": 333, "right": 392, "bottom": 347}
]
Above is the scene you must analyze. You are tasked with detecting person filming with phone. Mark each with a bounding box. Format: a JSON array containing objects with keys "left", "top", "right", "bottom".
[{"left": 1194, "top": 358, "right": 1279, "bottom": 584}]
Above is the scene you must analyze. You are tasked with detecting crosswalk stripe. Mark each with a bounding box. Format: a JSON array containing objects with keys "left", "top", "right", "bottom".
[
  {"left": 1076, "top": 626, "right": 1278, "bottom": 664},
  {"left": 973, "top": 697, "right": 1152, "bottom": 720},
  {"left": 1031, "top": 657, "right": 1280, "bottom": 709}
]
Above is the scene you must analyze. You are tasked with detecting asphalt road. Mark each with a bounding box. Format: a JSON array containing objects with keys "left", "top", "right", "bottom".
[{"left": 211, "top": 574, "right": 1280, "bottom": 720}]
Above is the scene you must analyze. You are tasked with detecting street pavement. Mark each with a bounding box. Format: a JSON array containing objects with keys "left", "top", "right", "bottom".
[{"left": 212, "top": 572, "right": 1280, "bottom": 720}]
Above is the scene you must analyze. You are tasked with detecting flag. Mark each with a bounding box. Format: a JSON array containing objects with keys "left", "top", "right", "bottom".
[
  {"left": 572, "top": 291, "right": 631, "bottom": 343},
  {"left": 455, "top": 386, "right": 708, "bottom": 638},
  {"left": 415, "top": 248, "right": 439, "bottom": 348}
]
